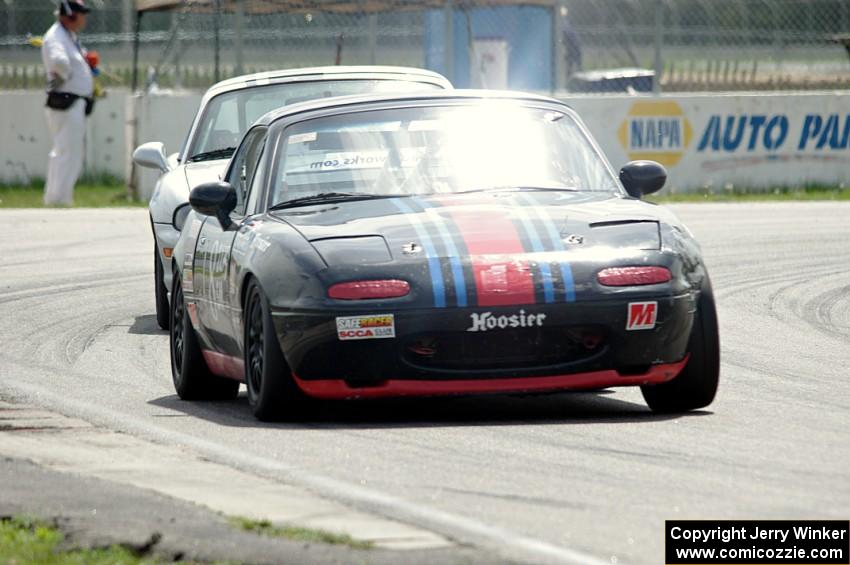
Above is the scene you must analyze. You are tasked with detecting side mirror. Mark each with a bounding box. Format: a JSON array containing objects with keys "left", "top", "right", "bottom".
[
  {"left": 619, "top": 160, "right": 667, "bottom": 199},
  {"left": 189, "top": 181, "right": 237, "bottom": 231},
  {"left": 133, "top": 141, "right": 170, "bottom": 173}
]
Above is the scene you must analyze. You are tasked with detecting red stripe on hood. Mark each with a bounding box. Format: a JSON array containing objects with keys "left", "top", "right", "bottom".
[{"left": 440, "top": 205, "right": 535, "bottom": 307}]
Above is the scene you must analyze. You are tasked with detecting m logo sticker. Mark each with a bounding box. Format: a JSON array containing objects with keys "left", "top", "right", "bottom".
[{"left": 627, "top": 302, "right": 657, "bottom": 331}]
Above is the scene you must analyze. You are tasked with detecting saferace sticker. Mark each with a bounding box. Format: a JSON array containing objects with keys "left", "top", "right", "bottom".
[
  {"left": 627, "top": 301, "right": 658, "bottom": 331},
  {"left": 336, "top": 314, "right": 395, "bottom": 341}
]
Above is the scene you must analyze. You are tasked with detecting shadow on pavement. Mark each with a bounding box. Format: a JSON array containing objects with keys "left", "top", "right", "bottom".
[
  {"left": 148, "top": 389, "right": 711, "bottom": 430},
  {"left": 128, "top": 315, "right": 166, "bottom": 336}
]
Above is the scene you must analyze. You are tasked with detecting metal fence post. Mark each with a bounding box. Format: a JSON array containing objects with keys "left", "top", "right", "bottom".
[
  {"left": 8, "top": 5, "right": 16, "bottom": 55},
  {"left": 444, "top": 0, "right": 454, "bottom": 85},
  {"left": 214, "top": 0, "right": 221, "bottom": 83},
  {"left": 132, "top": 11, "right": 143, "bottom": 93},
  {"left": 772, "top": 0, "right": 781, "bottom": 63},
  {"left": 369, "top": 13, "right": 378, "bottom": 65},
  {"left": 125, "top": 93, "right": 140, "bottom": 201},
  {"left": 653, "top": 0, "right": 664, "bottom": 94},
  {"left": 123, "top": 0, "right": 133, "bottom": 35},
  {"left": 235, "top": 0, "right": 245, "bottom": 75},
  {"left": 553, "top": 0, "right": 568, "bottom": 94},
  {"left": 843, "top": 0, "right": 850, "bottom": 32}
]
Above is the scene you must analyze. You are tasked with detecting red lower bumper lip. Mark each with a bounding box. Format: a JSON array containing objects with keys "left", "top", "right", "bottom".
[{"left": 291, "top": 357, "right": 689, "bottom": 400}]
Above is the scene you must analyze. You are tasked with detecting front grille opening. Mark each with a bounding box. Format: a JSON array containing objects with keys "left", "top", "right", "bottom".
[
  {"left": 403, "top": 326, "right": 608, "bottom": 371},
  {"left": 617, "top": 364, "right": 652, "bottom": 376}
]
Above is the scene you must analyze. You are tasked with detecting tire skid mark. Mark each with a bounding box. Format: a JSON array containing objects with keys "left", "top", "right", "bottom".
[
  {"left": 6, "top": 283, "right": 147, "bottom": 367},
  {"left": 0, "top": 273, "right": 147, "bottom": 305},
  {"left": 713, "top": 266, "right": 845, "bottom": 301},
  {"left": 719, "top": 354, "right": 849, "bottom": 408},
  {"left": 0, "top": 252, "right": 148, "bottom": 270},
  {"left": 767, "top": 271, "right": 850, "bottom": 344},
  {"left": 810, "top": 283, "right": 850, "bottom": 337}
]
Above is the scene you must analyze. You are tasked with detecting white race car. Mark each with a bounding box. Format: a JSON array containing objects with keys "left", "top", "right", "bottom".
[{"left": 133, "top": 66, "right": 452, "bottom": 329}]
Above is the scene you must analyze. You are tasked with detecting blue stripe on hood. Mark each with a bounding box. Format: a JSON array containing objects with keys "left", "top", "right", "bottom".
[
  {"left": 391, "top": 198, "right": 447, "bottom": 308},
  {"left": 411, "top": 197, "right": 468, "bottom": 308}
]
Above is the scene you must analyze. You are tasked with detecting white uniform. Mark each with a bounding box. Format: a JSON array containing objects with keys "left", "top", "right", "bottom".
[{"left": 41, "top": 21, "right": 93, "bottom": 206}]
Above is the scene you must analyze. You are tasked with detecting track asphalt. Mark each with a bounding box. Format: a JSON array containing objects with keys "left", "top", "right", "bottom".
[{"left": 0, "top": 204, "right": 848, "bottom": 564}]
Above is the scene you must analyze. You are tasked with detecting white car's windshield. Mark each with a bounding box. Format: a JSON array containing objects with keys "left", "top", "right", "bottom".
[
  {"left": 272, "top": 104, "right": 620, "bottom": 206},
  {"left": 187, "top": 79, "right": 445, "bottom": 162}
]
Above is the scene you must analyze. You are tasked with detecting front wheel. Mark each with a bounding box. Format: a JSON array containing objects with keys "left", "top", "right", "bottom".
[
  {"left": 244, "top": 281, "right": 312, "bottom": 421},
  {"left": 170, "top": 276, "right": 239, "bottom": 401},
  {"left": 641, "top": 280, "right": 720, "bottom": 412}
]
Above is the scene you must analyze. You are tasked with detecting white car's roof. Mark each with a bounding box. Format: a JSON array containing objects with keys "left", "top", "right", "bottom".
[
  {"left": 181, "top": 66, "right": 452, "bottom": 161},
  {"left": 203, "top": 66, "right": 452, "bottom": 100}
]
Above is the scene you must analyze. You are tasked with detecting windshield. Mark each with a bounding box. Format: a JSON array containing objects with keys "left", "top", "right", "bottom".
[
  {"left": 186, "top": 78, "right": 445, "bottom": 162},
  {"left": 272, "top": 104, "right": 621, "bottom": 206}
]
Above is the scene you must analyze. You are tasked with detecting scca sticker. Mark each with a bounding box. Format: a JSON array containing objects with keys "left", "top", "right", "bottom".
[
  {"left": 627, "top": 302, "right": 657, "bottom": 331},
  {"left": 336, "top": 314, "right": 395, "bottom": 341}
]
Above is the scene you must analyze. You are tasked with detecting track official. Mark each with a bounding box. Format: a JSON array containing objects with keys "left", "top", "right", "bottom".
[{"left": 41, "top": 0, "right": 94, "bottom": 206}]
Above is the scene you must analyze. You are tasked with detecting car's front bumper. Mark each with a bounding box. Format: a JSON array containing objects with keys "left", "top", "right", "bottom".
[
  {"left": 291, "top": 359, "right": 688, "bottom": 399},
  {"left": 272, "top": 292, "right": 696, "bottom": 399}
]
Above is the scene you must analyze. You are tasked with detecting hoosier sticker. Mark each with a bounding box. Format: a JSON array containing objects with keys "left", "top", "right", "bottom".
[
  {"left": 336, "top": 314, "right": 395, "bottom": 341},
  {"left": 467, "top": 310, "right": 546, "bottom": 332}
]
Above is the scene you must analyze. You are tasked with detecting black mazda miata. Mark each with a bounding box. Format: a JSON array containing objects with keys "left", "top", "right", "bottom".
[{"left": 170, "top": 90, "right": 719, "bottom": 421}]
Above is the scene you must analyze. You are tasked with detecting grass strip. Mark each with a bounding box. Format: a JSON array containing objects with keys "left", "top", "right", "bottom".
[
  {"left": 0, "top": 516, "right": 160, "bottom": 564},
  {"left": 0, "top": 176, "right": 145, "bottom": 208},
  {"left": 648, "top": 185, "right": 850, "bottom": 202},
  {"left": 2, "top": 179, "right": 848, "bottom": 207},
  {"left": 230, "top": 517, "right": 374, "bottom": 550}
]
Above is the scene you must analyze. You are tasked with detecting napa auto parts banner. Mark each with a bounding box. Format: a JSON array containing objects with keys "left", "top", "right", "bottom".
[{"left": 564, "top": 93, "right": 850, "bottom": 192}]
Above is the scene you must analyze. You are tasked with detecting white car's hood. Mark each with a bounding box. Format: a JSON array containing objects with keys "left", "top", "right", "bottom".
[{"left": 184, "top": 159, "right": 229, "bottom": 191}]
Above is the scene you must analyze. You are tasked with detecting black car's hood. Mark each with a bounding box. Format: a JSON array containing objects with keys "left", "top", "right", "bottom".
[
  {"left": 269, "top": 190, "right": 686, "bottom": 308},
  {"left": 271, "top": 191, "right": 666, "bottom": 259}
]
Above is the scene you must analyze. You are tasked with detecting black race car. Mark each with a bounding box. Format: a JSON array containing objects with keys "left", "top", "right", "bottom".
[{"left": 170, "top": 90, "right": 719, "bottom": 421}]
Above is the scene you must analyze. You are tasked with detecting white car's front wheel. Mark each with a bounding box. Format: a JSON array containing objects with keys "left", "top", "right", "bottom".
[{"left": 154, "top": 242, "right": 170, "bottom": 330}]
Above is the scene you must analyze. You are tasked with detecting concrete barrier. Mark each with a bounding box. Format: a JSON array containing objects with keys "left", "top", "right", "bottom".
[
  {"left": 2, "top": 90, "right": 848, "bottom": 195},
  {"left": 130, "top": 92, "right": 202, "bottom": 200},
  {"left": 0, "top": 91, "right": 125, "bottom": 184}
]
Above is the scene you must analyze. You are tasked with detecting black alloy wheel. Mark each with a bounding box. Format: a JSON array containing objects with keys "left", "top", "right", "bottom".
[
  {"left": 170, "top": 275, "right": 239, "bottom": 401},
  {"left": 244, "top": 280, "right": 312, "bottom": 421},
  {"left": 246, "top": 290, "right": 265, "bottom": 399}
]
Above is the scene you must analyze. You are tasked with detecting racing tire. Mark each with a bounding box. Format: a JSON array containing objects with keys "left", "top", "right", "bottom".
[
  {"left": 170, "top": 276, "right": 240, "bottom": 401},
  {"left": 154, "top": 243, "right": 170, "bottom": 330},
  {"left": 641, "top": 279, "right": 720, "bottom": 413},
  {"left": 244, "top": 281, "right": 312, "bottom": 421}
]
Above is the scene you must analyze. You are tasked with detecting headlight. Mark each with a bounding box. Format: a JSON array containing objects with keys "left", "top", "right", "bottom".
[
  {"left": 172, "top": 203, "right": 191, "bottom": 232},
  {"left": 589, "top": 221, "right": 660, "bottom": 250}
]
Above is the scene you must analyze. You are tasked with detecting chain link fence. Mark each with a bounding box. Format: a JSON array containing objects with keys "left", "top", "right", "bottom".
[
  {"left": 567, "top": 0, "right": 850, "bottom": 90},
  {"left": 1, "top": 0, "right": 848, "bottom": 92}
]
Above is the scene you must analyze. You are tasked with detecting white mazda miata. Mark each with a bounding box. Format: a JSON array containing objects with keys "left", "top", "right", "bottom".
[{"left": 133, "top": 66, "right": 452, "bottom": 329}]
